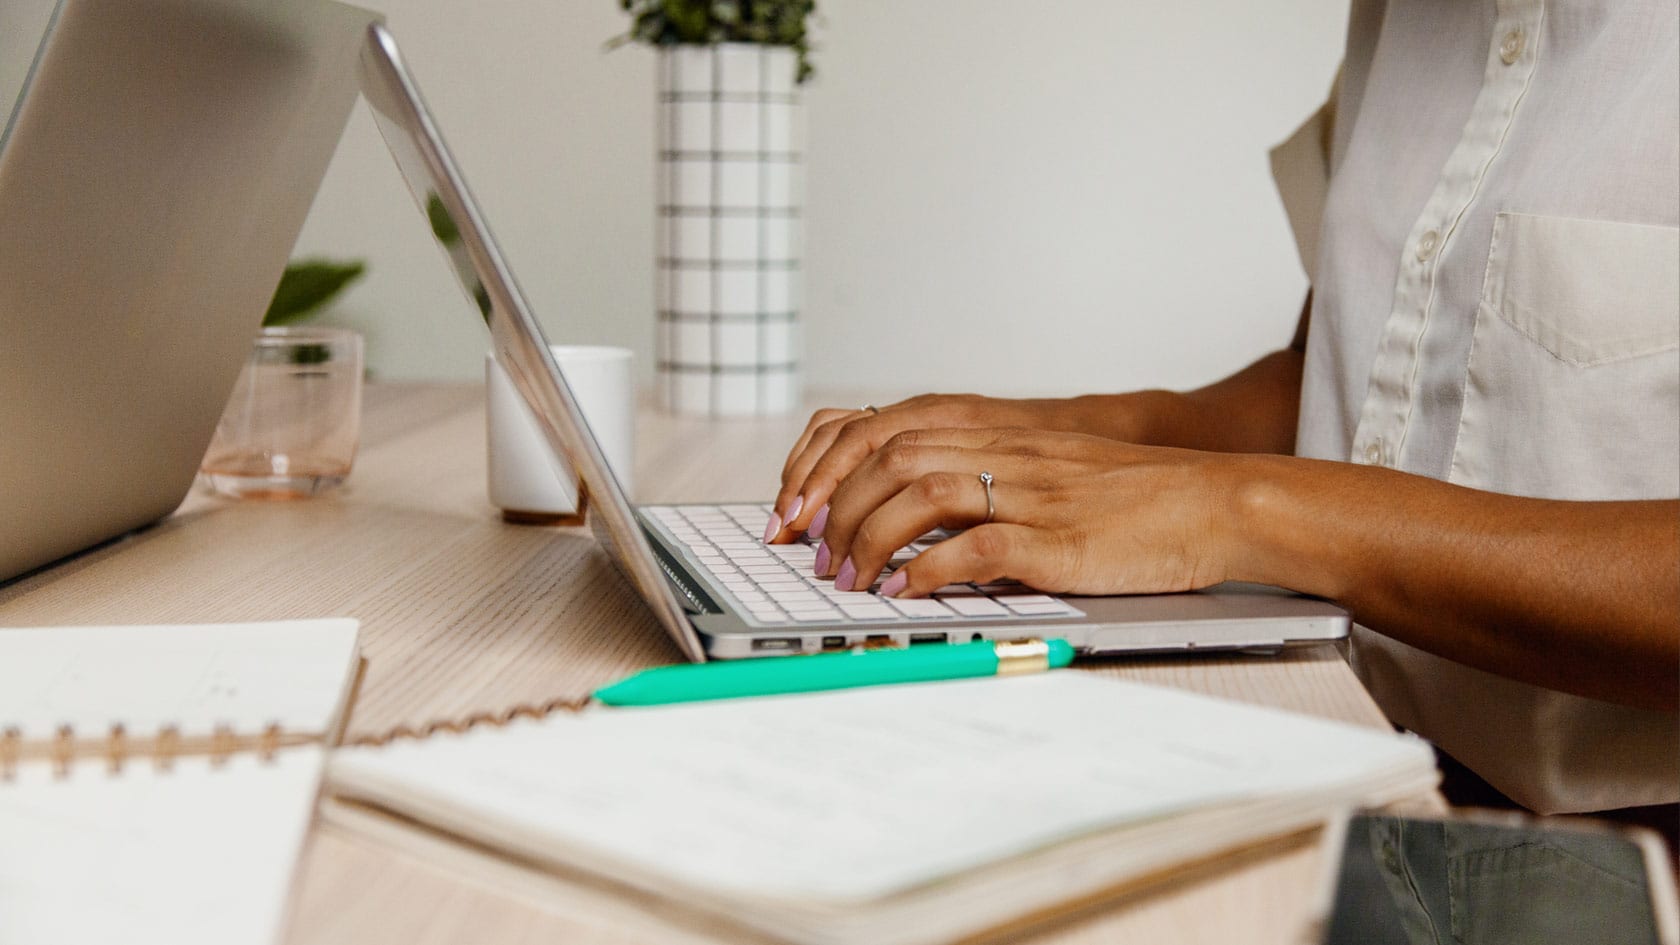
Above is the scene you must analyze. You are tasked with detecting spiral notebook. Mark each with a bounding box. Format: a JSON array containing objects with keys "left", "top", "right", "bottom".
[
  {"left": 0, "top": 619, "right": 362, "bottom": 945},
  {"left": 328, "top": 672, "right": 1439, "bottom": 945}
]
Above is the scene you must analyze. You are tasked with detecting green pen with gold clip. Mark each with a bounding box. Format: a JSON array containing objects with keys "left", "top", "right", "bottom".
[{"left": 593, "top": 638, "right": 1075, "bottom": 707}]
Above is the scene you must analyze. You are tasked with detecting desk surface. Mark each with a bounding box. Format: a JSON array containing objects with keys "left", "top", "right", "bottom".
[{"left": 0, "top": 382, "right": 1434, "bottom": 945}]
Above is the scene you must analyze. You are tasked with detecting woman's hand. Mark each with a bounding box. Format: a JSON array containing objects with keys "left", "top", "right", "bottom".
[
  {"left": 799, "top": 423, "right": 1679, "bottom": 710},
  {"left": 768, "top": 393, "right": 1150, "bottom": 542},
  {"left": 807, "top": 426, "right": 1247, "bottom": 598}
]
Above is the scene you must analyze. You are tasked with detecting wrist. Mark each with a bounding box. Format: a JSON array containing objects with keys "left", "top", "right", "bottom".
[
  {"left": 1219, "top": 454, "right": 1346, "bottom": 600},
  {"left": 1057, "top": 391, "right": 1182, "bottom": 444}
]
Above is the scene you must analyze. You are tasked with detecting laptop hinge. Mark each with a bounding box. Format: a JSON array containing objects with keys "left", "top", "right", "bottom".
[{"left": 649, "top": 538, "right": 719, "bottom": 615}]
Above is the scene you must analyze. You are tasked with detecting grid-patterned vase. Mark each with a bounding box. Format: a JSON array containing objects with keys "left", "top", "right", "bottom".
[{"left": 656, "top": 44, "right": 802, "bottom": 416}]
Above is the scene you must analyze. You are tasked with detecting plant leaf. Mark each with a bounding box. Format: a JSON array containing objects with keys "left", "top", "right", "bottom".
[{"left": 264, "top": 260, "right": 366, "bottom": 326}]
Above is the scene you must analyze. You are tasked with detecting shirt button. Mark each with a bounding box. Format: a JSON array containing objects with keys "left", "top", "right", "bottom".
[
  {"left": 1363, "top": 440, "right": 1385, "bottom": 466},
  {"left": 1415, "top": 229, "right": 1440, "bottom": 262},
  {"left": 1500, "top": 28, "right": 1525, "bottom": 65}
]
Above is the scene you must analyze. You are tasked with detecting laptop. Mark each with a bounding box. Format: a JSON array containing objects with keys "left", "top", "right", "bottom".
[
  {"left": 0, "top": 0, "right": 379, "bottom": 583},
  {"left": 358, "top": 25, "right": 1349, "bottom": 661}
]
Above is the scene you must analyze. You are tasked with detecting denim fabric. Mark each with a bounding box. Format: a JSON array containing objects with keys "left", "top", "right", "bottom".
[{"left": 1325, "top": 815, "right": 1660, "bottom": 945}]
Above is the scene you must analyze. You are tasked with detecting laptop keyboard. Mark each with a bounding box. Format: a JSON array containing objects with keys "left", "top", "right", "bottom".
[{"left": 643, "top": 504, "right": 1085, "bottom": 626}]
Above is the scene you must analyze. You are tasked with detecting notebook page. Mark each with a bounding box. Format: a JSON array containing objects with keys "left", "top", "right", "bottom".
[
  {"left": 331, "top": 672, "right": 1433, "bottom": 903},
  {"left": 0, "top": 619, "right": 360, "bottom": 740},
  {"left": 0, "top": 747, "right": 325, "bottom": 945}
]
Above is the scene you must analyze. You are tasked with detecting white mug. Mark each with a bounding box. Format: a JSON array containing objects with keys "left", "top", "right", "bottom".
[{"left": 485, "top": 346, "right": 634, "bottom": 524}]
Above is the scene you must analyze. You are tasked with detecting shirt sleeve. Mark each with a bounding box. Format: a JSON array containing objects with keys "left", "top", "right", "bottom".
[{"left": 1268, "top": 74, "right": 1340, "bottom": 284}]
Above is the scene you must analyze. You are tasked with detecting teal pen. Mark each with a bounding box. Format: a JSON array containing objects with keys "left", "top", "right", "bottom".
[{"left": 593, "top": 638, "right": 1076, "bottom": 707}]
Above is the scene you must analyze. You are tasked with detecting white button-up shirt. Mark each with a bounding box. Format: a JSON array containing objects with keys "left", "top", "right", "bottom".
[{"left": 1272, "top": 0, "right": 1679, "bottom": 813}]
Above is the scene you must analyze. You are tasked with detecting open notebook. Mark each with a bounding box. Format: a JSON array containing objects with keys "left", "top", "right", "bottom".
[
  {"left": 329, "top": 672, "right": 1438, "bottom": 945},
  {"left": 0, "top": 619, "right": 362, "bottom": 945}
]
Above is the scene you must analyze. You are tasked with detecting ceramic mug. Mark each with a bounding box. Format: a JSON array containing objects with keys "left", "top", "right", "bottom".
[{"left": 485, "top": 346, "right": 634, "bottom": 524}]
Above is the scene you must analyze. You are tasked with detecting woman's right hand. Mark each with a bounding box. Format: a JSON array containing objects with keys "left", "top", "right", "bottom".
[{"left": 767, "top": 393, "right": 1146, "bottom": 542}]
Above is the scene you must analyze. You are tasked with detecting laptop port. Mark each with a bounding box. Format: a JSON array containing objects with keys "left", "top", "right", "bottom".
[
  {"left": 820, "top": 636, "right": 847, "bottom": 650},
  {"left": 751, "top": 637, "right": 799, "bottom": 652},
  {"left": 909, "top": 632, "right": 946, "bottom": 644}
]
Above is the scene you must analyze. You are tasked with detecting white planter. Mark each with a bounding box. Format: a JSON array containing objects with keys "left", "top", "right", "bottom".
[{"left": 656, "top": 43, "right": 803, "bottom": 416}]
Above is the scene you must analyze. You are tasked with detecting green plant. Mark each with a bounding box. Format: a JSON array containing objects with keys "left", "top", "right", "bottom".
[
  {"left": 612, "top": 0, "right": 817, "bottom": 83},
  {"left": 263, "top": 259, "right": 366, "bottom": 327}
]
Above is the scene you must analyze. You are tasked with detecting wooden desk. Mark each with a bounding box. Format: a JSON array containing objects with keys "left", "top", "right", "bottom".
[{"left": 0, "top": 382, "right": 1432, "bottom": 945}]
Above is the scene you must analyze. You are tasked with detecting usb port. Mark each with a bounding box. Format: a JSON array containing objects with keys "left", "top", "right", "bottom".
[
  {"left": 751, "top": 637, "right": 799, "bottom": 652},
  {"left": 910, "top": 632, "right": 946, "bottom": 644}
]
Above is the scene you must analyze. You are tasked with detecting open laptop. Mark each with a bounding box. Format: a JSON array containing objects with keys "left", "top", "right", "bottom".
[
  {"left": 0, "top": 0, "right": 378, "bottom": 582},
  {"left": 359, "top": 25, "right": 1349, "bottom": 661}
]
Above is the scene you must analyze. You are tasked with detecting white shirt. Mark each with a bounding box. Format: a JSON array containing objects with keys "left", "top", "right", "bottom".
[{"left": 1272, "top": 0, "right": 1679, "bottom": 813}]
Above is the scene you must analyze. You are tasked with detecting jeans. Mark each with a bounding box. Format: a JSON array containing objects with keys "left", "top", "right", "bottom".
[{"left": 1324, "top": 815, "right": 1659, "bottom": 945}]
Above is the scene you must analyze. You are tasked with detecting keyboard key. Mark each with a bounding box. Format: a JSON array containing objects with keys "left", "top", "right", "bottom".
[
  {"left": 993, "top": 594, "right": 1056, "bottom": 606},
  {"left": 789, "top": 609, "right": 841, "bottom": 622},
  {"left": 837, "top": 602, "right": 896, "bottom": 620},
  {"left": 942, "top": 597, "right": 1010, "bottom": 617},
  {"left": 1003, "top": 601, "right": 1081, "bottom": 616},
  {"left": 886, "top": 598, "right": 956, "bottom": 619}
]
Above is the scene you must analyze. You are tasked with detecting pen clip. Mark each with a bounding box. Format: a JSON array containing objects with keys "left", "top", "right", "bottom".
[{"left": 994, "top": 639, "right": 1051, "bottom": 676}]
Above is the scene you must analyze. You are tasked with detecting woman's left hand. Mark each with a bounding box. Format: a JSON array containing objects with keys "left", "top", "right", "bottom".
[{"left": 812, "top": 426, "right": 1252, "bottom": 597}]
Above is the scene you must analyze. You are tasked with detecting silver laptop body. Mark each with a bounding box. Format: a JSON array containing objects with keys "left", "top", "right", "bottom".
[
  {"left": 0, "top": 0, "right": 377, "bottom": 582},
  {"left": 359, "top": 25, "right": 1349, "bottom": 661}
]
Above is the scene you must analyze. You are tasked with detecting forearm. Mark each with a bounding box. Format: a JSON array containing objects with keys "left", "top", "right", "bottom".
[
  {"left": 1054, "top": 348, "right": 1304, "bottom": 452},
  {"left": 1229, "top": 457, "right": 1680, "bottom": 710},
  {"left": 1065, "top": 294, "right": 1311, "bottom": 452}
]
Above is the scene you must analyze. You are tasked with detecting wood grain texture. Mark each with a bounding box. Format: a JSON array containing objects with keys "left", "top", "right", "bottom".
[{"left": 0, "top": 382, "right": 1431, "bottom": 944}]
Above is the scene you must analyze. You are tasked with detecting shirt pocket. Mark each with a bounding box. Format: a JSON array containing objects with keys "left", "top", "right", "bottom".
[{"left": 1448, "top": 212, "right": 1679, "bottom": 500}]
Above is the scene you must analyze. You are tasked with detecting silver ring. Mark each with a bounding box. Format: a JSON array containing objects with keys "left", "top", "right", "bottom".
[
  {"left": 978, "top": 471, "right": 995, "bottom": 524},
  {"left": 860, "top": 404, "right": 880, "bottom": 415}
]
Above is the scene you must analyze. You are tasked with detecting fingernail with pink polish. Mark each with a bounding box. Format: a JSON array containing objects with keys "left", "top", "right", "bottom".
[
  {"left": 814, "top": 541, "right": 831, "bottom": 575},
  {"left": 835, "top": 557, "right": 857, "bottom": 592},
  {"left": 807, "top": 503, "right": 830, "bottom": 538},
  {"left": 761, "top": 513, "right": 782, "bottom": 544},
  {"left": 879, "top": 571, "right": 908, "bottom": 598},
  {"left": 785, "top": 494, "right": 804, "bottom": 523}
]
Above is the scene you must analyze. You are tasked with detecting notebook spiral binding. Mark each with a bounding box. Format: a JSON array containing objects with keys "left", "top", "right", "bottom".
[
  {"left": 344, "top": 695, "right": 591, "bottom": 749},
  {"left": 0, "top": 722, "right": 319, "bottom": 781}
]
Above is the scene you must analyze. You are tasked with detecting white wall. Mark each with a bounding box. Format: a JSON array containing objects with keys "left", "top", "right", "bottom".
[{"left": 3, "top": 1, "right": 1346, "bottom": 400}]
